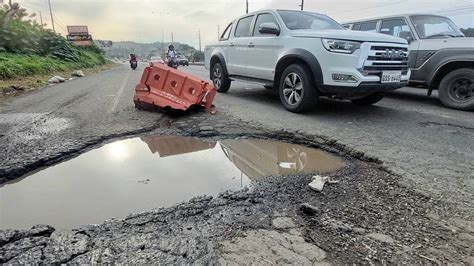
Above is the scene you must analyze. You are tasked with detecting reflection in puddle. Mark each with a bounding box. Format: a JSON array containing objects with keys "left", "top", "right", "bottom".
[{"left": 0, "top": 136, "right": 344, "bottom": 229}]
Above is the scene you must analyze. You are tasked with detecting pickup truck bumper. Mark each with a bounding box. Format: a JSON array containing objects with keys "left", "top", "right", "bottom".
[{"left": 319, "top": 81, "right": 408, "bottom": 98}]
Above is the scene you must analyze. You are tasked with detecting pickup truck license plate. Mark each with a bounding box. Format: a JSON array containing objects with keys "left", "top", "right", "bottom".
[{"left": 381, "top": 71, "right": 402, "bottom": 83}]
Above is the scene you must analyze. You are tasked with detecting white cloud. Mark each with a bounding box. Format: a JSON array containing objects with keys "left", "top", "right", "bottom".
[{"left": 17, "top": 0, "right": 474, "bottom": 48}]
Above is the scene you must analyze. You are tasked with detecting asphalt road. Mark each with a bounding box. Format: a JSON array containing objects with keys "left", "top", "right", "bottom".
[
  {"left": 181, "top": 65, "right": 474, "bottom": 209},
  {"left": 1, "top": 63, "right": 473, "bottom": 263},
  {"left": 0, "top": 64, "right": 163, "bottom": 181},
  {"left": 1, "top": 63, "right": 473, "bottom": 208}
]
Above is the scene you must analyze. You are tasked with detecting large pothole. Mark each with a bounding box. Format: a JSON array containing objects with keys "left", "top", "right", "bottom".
[{"left": 0, "top": 135, "right": 344, "bottom": 229}]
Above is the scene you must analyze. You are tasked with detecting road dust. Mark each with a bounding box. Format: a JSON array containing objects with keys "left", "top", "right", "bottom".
[{"left": 0, "top": 136, "right": 344, "bottom": 229}]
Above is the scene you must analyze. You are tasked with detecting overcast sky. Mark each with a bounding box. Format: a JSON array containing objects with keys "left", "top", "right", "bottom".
[{"left": 15, "top": 0, "right": 474, "bottom": 48}]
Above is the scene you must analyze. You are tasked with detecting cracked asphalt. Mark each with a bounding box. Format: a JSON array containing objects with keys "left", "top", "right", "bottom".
[{"left": 1, "top": 64, "right": 473, "bottom": 263}]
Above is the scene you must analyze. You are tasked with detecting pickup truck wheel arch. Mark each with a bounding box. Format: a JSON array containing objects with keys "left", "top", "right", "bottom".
[
  {"left": 427, "top": 60, "right": 474, "bottom": 96},
  {"left": 275, "top": 49, "right": 324, "bottom": 89},
  {"left": 210, "top": 54, "right": 229, "bottom": 79}
]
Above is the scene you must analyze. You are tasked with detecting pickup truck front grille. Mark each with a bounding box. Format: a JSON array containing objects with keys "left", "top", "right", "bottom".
[{"left": 360, "top": 43, "right": 409, "bottom": 75}]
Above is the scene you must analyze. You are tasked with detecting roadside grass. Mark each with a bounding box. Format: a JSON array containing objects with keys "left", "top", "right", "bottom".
[
  {"left": 0, "top": 53, "right": 117, "bottom": 99},
  {"left": 0, "top": 52, "right": 108, "bottom": 80}
]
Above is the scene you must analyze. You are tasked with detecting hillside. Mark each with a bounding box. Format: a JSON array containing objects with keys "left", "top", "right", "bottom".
[{"left": 105, "top": 41, "right": 203, "bottom": 61}]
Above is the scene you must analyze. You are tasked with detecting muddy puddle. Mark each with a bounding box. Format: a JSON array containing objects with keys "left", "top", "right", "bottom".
[{"left": 0, "top": 136, "right": 344, "bottom": 229}]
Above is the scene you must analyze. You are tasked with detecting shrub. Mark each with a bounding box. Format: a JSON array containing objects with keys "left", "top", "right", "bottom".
[{"left": 0, "top": 3, "right": 106, "bottom": 79}]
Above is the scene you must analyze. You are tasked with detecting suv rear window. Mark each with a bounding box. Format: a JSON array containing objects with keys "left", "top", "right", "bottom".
[
  {"left": 235, "top": 16, "right": 254, "bottom": 37},
  {"left": 380, "top": 19, "right": 411, "bottom": 38},
  {"left": 359, "top": 21, "right": 378, "bottom": 32}
]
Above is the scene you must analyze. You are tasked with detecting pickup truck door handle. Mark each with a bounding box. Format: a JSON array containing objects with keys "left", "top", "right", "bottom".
[
  {"left": 248, "top": 42, "right": 255, "bottom": 48},
  {"left": 229, "top": 42, "right": 235, "bottom": 47}
]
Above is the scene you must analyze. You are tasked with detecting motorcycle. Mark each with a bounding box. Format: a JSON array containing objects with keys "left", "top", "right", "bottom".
[
  {"left": 130, "top": 60, "right": 138, "bottom": 70},
  {"left": 167, "top": 57, "right": 179, "bottom": 69}
]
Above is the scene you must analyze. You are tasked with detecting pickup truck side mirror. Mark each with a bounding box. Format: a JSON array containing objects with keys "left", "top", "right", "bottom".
[{"left": 259, "top": 22, "right": 280, "bottom": 35}]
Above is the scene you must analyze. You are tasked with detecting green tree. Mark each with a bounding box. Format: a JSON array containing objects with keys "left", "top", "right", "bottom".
[
  {"left": 192, "top": 51, "right": 204, "bottom": 62},
  {"left": 460, "top": 28, "right": 474, "bottom": 37}
]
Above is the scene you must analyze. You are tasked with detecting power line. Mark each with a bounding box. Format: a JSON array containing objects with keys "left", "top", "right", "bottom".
[{"left": 52, "top": 14, "right": 68, "bottom": 33}]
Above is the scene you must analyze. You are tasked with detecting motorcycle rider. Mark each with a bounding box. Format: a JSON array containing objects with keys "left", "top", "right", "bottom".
[
  {"left": 130, "top": 53, "right": 137, "bottom": 63},
  {"left": 166, "top": 44, "right": 178, "bottom": 68}
]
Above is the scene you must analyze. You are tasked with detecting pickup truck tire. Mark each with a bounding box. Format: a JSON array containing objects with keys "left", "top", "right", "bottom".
[
  {"left": 211, "top": 63, "right": 231, "bottom": 93},
  {"left": 279, "top": 63, "right": 318, "bottom": 113},
  {"left": 351, "top": 92, "right": 385, "bottom": 106},
  {"left": 438, "top": 68, "right": 474, "bottom": 111}
]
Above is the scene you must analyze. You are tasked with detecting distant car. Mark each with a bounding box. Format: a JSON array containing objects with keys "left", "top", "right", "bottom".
[
  {"left": 149, "top": 56, "right": 165, "bottom": 66},
  {"left": 178, "top": 56, "right": 189, "bottom": 66},
  {"left": 343, "top": 14, "right": 474, "bottom": 111}
]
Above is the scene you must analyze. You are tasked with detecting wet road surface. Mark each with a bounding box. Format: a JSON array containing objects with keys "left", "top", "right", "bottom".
[
  {"left": 1, "top": 136, "right": 343, "bottom": 229},
  {"left": 182, "top": 65, "right": 474, "bottom": 209},
  {"left": 0, "top": 63, "right": 473, "bottom": 263}
]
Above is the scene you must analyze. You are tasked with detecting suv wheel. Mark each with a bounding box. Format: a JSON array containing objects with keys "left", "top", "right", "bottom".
[
  {"left": 351, "top": 92, "right": 385, "bottom": 106},
  {"left": 211, "top": 62, "right": 231, "bottom": 93},
  {"left": 279, "top": 64, "right": 318, "bottom": 113},
  {"left": 438, "top": 68, "right": 473, "bottom": 111}
]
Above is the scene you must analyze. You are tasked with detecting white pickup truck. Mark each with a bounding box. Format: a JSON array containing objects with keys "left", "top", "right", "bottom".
[{"left": 205, "top": 9, "right": 411, "bottom": 112}]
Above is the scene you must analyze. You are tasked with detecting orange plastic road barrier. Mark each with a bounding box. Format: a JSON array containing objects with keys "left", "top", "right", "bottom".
[{"left": 134, "top": 62, "right": 216, "bottom": 113}]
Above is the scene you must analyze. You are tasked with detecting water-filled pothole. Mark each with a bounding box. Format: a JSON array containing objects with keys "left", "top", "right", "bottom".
[{"left": 0, "top": 136, "right": 344, "bottom": 229}]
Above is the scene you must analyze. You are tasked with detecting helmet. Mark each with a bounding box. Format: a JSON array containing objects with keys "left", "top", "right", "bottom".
[{"left": 168, "top": 44, "right": 174, "bottom": 50}]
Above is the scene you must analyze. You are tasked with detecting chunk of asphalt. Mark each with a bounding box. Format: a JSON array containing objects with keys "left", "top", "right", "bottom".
[
  {"left": 366, "top": 233, "right": 395, "bottom": 244},
  {"left": 300, "top": 203, "right": 320, "bottom": 216},
  {"left": 272, "top": 217, "right": 296, "bottom": 229}
]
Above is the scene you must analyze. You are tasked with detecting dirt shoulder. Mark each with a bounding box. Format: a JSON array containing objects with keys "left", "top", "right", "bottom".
[
  {"left": 1, "top": 113, "right": 472, "bottom": 264},
  {"left": 0, "top": 62, "right": 118, "bottom": 101}
]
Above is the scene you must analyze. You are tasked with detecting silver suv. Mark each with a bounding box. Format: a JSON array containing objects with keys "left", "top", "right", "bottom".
[{"left": 344, "top": 14, "right": 474, "bottom": 111}]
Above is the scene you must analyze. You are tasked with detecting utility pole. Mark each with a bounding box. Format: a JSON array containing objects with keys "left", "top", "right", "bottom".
[
  {"left": 48, "top": 0, "right": 55, "bottom": 33},
  {"left": 198, "top": 29, "right": 201, "bottom": 51},
  {"left": 299, "top": 0, "right": 304, "bottom": 10},
  {"left": 171, "top": 32, "right": 174, "bottom": 43},
  {"left": 217, "top": 25, "right": 220, "bottom": 40},
  {"left": 246, "top": 0, "right": 248, "bottom": 13},
  {"left": 39, "top": 11, "right": 44, "bottom": 28}
]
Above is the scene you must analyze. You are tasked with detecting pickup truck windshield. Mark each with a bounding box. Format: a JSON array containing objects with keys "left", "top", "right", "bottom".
[
  {"left": 278, "top": 10, "right": 344, "bottom": 30},
  {"left": 410, "top": 15, "right": 464, "bottom": 39}
]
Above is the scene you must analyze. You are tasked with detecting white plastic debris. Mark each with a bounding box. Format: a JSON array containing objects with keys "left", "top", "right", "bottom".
[
  {"left": 309, "top": 175, "right": 339, "bottom": 192},
  {"left": 48, "top": 76, "right": 66, "bottom": 83},
  {"left": 309, "top": 175, "right": 328, "bottom": 192},
  {"left": 72, "top": 70, "right": 85, "bottom": 77}
]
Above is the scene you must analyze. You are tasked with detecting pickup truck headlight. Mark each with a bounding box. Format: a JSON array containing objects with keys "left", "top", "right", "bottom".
[{"left": 322, "top": 39, "right": 361, "bottom": 54}]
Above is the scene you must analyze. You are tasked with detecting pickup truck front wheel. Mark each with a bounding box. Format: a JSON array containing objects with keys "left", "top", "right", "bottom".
[
  {"left": 279, "top": 64, "right": 318, "bottom": 113},
  {"left": 211, "top": 63, "right": 231, "bottom": 93},
  {"left": 438, "top": 68, "right": 473, "bottom": 111}
]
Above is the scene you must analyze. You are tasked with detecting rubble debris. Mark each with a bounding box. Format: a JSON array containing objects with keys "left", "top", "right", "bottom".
[
  {"left": 300, "top": 203, "right": 319, "bottom": 216},
  {"left": 271, "top": 217, "right": 296, "bottom": 229},
  {"left": 308, "top": 175, "right": 340, "bottom": 192},
  {"left": 71, "top": 70, "right": 85, "bottom": 77},
  {"left": 308, "top": 175, "right": 328, "bottom": 192},
  {"left": 48, "top": 76, "right": 66, "bottom": 84},
  {"left": 366, "top": 232, "right": 395, "bottom": 244}
]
